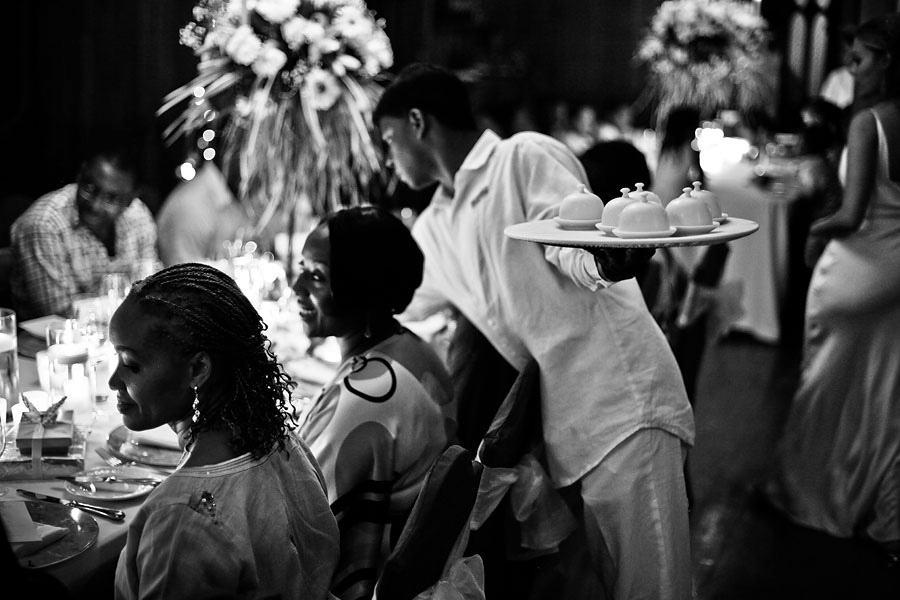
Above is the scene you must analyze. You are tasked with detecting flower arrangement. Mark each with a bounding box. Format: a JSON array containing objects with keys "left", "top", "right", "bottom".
[
  {"left": 158, "top": 0, "right": 393, "bottom": 234},
  {"left": 637, "top": 0, "right": 771, "bottom": 125}
]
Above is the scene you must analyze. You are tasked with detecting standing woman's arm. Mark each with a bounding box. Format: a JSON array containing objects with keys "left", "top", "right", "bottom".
[{"left": 810, "top": 109, "right": 878, "bottom": 236}]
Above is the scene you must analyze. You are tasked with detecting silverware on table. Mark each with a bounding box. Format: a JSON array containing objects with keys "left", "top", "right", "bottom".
[
  {"left": 56, "top": 476, "right": 161, "bottom": 491},
  {"left": 17, "top": 489, "right": 126, "bottom": 521}
]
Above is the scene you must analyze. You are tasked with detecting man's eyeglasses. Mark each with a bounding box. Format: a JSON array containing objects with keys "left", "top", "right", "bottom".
[{"left": 79, "top": 182, "right": 134, "bottom": 210}]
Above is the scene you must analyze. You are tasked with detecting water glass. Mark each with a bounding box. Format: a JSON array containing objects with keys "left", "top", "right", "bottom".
[
  {"left": 46, "top": 318, "right": 78, "bottom": 347},
  {"left": 48, "top": 341, "right": 95, "bottom": 429},
  {"left": 0, "top": 396, "right": 7, "bottom": 496},
  {"left": 99, "top": 272, "right": 131, "bottom": 308},
  {"left": 0, "top": 308, "right": 18, "bottom": 408}
]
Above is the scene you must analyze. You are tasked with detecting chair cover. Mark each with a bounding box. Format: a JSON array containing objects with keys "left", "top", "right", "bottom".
[{"left": 374, "top": 445, "right": 480, "bottom": 600}]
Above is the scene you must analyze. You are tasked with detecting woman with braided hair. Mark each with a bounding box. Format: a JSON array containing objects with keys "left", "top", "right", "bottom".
[
  {"left": 294, "top": 205, "right": 455, "bottom": 600},
  {"left": 110, "top": 262, "right": 339, "bottom": 600}
]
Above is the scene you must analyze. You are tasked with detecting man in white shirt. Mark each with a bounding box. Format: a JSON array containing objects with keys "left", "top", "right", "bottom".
[{"left": 375, "top": 63, "right": 695, "bottom": 599}]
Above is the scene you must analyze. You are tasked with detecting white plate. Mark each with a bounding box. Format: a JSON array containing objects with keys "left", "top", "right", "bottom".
[
  {"left": 504, "top": 217, "right": 759, "bottom": 249},
  {"left": 674, "top": 223, "right": 718, "bottom": 236},
  {"left": 64, "top": 466, "right": 164, "bottom": 501},
  {"left": 714, "top": 213, "right": 729, "bottom": 224},
  {"left": 553, "top": 216, "right": 603, "bottom": 230},
  {"left": 107, "top": 425, "right": 183, "bottom": 468},
  {"left": 612, "top": 227, "right": 676, "bottom": 239},
  {"left": 18, "top": 315, "right": 67, "bottom": 339},
  {"left": 595, "top": 223, "right": 617, "bottom": 233}
]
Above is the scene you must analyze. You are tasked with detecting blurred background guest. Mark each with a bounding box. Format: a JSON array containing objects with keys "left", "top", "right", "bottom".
[
  {"left": 796, "top": 97, "right": 846, "bottom": 268},
  {"left": 579, "top": 139, "right": 652, "bottom": 203},
  {"left": 820, "top": 25, "right": 857, "bottom": 114},
  {"left": 767, "top": 12, "right": 900, "bottom": 565},
  {"left": 9, "top": 143, "right": 157, "bottom": 319},
  {"left": 110, "top": 263, "right": 339, "bottom": 599},
  {"left": 653, "top": 106, "right": 703, "bottom": 208},
  {"left": 155, "top": 156, "right": 248, "bottom": 267},
  {"left": 294, "top": 206, "right": 455, "bottom": 600}
]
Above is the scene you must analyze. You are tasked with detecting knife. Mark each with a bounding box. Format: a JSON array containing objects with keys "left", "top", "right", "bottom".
[
  {"left": 57, "top": 476, "right": 161, "bottom": 488},
  {"left": 17, "top": 489, "right": 126, "bottom": 521}
]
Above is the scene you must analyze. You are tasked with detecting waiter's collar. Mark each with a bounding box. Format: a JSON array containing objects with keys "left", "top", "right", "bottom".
[
  {"left": 441, "top": 130, "right": 501, "bottom": 206},
  {"left": 459, "top": 129, "right": 501, "bottom": 172}
]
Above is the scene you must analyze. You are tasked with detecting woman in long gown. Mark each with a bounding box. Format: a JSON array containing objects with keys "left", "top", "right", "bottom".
[{"left": 770, "top": 14, "right": 900, "bottom": 559}]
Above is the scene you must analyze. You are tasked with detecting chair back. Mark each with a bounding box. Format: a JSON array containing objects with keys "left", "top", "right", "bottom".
[
  {"left": 0, "top": 248, "right": 13, "bottom": 309},
  {"left": 374, "top": 445, "right": 479, "bottom": 600}
]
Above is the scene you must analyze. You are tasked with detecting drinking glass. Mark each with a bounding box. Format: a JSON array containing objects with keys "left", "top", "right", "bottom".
[
  {"left": 99, "top": 272, "right": 131, "bottom": 309},
  {"left": 0, "top": 308, "right": 19, "bottom": 409},
  {"left": 47, "top": 325, "right": 95, "bottom": 432},
  {"left": 0, "top": 396, "right": 7, "bottom": 496}
]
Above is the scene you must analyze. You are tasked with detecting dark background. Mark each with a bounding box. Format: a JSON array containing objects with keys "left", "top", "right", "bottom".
[{"left": 2, "top": 0, "right": 897, "bottom": 229}]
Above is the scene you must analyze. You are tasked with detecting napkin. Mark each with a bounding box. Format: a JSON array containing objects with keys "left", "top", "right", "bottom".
[
  {"left": 18, "top": 315, "right": 67, "bottom": 339},
  {"left": 11, "top": 523, "right": 69, "bottom": 557},
  {"left": 0, "top": 501, "right": 69, "bottom": 557},
  {"left": 130, "top": 425, "right": 181, "bottom": 450}
]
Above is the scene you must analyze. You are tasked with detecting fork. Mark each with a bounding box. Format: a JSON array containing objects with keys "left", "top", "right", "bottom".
[{"left": 95, "top": 447, "right": 126, "bottom": 467}]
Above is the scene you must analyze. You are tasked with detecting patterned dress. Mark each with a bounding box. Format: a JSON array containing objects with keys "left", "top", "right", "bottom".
[{"left": 298, "top": 330, "right": 455, "bottom": 600}]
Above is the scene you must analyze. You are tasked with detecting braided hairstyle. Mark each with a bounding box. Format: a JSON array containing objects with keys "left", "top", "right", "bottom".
[{"left": 127, "top": 263, "right": 295, "bottom": 458}]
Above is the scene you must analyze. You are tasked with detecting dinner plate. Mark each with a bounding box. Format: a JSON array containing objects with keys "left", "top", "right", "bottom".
[
  {"left": 64, "top": 466, "right": 164, "bottom": 501},
  {"left": 553, "top": 216, "right": 603, "bottom": 230},
  {"left": 504, "top": 217, "right": 758, "bottom": 249},
  {"left": 107, "top": 425, "right": 183, "bottom": 468},
  {"left": 18, "top": 501, "right": 99, "bottom": 569}
]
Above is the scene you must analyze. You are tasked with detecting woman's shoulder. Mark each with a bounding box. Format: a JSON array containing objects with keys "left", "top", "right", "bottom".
[{"left": 341, "top": 332, "right": 451, "bottom": 404}]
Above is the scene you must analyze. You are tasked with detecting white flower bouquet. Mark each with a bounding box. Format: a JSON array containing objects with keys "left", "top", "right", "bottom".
[
  {"left": 159, "top": 0, "right": 393, "bottom": 231},
  {"left": 637, "top": 0, "right": 771, "bottom": 124}
]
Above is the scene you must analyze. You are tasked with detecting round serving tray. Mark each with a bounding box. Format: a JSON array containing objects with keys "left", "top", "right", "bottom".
[{"left": 504, "top": 216, "right": 758, "bottom": 249}]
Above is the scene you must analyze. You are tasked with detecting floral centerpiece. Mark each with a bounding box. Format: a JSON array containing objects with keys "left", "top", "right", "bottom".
[
  {"left": 158, "top": 0, "right": 393, "bottom": 234},
  {"left": 637, "top": 0, "right": 771, "bottom": 125}
]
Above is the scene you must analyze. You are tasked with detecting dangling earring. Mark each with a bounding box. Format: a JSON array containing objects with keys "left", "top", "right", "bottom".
[{"left": 191, "top": 386, "right": 201, "bottom": 424}]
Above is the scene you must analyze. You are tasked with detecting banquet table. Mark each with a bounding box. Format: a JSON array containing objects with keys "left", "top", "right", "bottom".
[
  {"left": 2, "top": 353, "right": 142, "bottom": 596},
  {"left": 706, "top": 159, "right": 805, "bottom": 345},
  {"left": 3, "top": 311, "right": 337, "bottom": 596}
]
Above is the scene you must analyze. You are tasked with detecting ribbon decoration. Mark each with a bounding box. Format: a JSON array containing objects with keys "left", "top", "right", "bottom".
[
  {"left": 20, "top": 395, "right": 66, "bottom": 425},
  {"left": 412, "top": 555, "right": 485, "bottom": 600},
  {"left": 469, "top": 454, "right": 576, "bottom": 550},
  {"left": 19, "top": 395, "right": 68, "bottom": 478}
]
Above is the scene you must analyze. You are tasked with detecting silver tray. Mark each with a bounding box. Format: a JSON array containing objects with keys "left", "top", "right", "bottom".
[{"left": 504, "top": 216, "right": 758, "bottom": 249}]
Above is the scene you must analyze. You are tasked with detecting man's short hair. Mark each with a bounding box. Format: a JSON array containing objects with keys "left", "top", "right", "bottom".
[{"left": 374, "top": 63, "right": 477, "bottom": 131}]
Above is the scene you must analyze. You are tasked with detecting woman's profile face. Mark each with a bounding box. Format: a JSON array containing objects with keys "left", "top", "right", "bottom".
[
  {"left": 292, "top": 225, "right": 357, "bottom": 340},
  {"left": 108, "top": 298, "right": 195, "bottom": 431},
  {"left": 850, "top": 39, "right": 888, "bottom": 102}
]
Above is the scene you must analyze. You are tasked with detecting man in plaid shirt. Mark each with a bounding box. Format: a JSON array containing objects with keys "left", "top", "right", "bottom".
[{"left": 10, "top": 149, "right": 158, "bottom": 319}]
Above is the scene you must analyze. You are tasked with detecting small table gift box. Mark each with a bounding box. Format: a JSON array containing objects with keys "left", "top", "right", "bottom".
[{"left": 0, "top": 398, "right": 85, "bottom": 480}]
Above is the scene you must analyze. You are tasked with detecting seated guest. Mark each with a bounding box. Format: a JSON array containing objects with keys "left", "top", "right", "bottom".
[
  {"left": 155, "top": 158, "right": 248, "bottom": 266},
  {"left": 10, "top": 146, "right": 158, "bottom": 319},
  {"left": 293, "top": 205, "right": 455, "bottom": 600},
  {"left": 109, "top": 263, "right": 339, "bottom": 600},
  {"left": 156, "top": 154, "right": 293, "bottom": 266}
]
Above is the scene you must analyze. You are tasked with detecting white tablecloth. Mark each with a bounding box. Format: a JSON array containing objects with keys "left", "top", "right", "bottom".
[{"left": 707, "top": 161, "right": 800, "bottom": 344}]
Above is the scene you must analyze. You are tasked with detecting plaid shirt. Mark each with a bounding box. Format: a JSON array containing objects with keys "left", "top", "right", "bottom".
[{"left": 10, "top": 183, "right": 158, "bottom": 319}]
